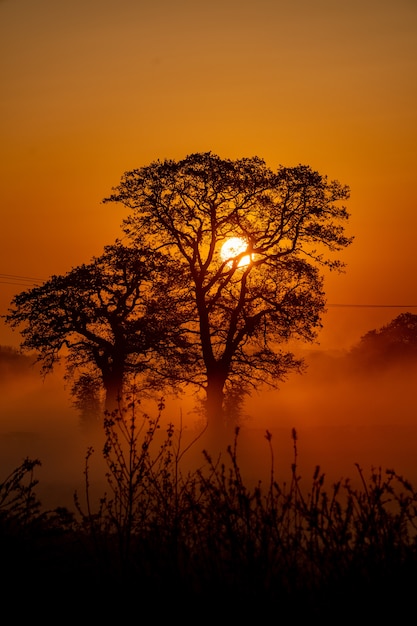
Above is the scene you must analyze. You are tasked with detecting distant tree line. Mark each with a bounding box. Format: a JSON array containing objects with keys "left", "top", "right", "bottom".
[
  {"left": 0, "top": 345, "right": 35, "bottom": 378},
  {"left": 350, "top": 312, "right": 417, "bottom": 367}
]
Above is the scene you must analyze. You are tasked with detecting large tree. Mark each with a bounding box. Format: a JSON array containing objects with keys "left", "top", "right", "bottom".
[
  {"left": 104, "top": 152, "right": 353, "bottom": 437},
  {"left": 5, "top": 241, "right": 190, "bottom": 413}
]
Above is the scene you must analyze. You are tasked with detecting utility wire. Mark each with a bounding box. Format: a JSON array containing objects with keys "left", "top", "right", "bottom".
[
  {"left": 1, "top": 272, "right": 417, "bottom": 309},
  {"left": 0, "top": 273, "right": 45, "bottom": 287},
  {"left": 0, "top": 273, "right": 45, "bottom": 280}
]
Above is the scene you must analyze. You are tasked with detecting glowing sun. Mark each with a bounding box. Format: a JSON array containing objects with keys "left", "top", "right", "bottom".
[{"left": 220, "top": 237, "right": 251, "bottom": 267}]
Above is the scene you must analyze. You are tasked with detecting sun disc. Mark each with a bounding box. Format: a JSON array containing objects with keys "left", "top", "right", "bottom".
[{"left": 220, "top": 237, "right": 251, "bottom": 267}]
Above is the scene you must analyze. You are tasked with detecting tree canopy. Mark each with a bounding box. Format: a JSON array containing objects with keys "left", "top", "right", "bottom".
[
  {"left": 5, "top": 241, "right": 190, "bottom": 412},
  {"left": 104, "top": 152, "right": 352, "bottom": 436},
  {"left": 350, "top": 312, "right": 417, "bottom": 368}
]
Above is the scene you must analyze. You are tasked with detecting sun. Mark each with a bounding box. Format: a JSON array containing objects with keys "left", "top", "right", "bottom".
[{"left": 220, "top": 237, "right": 251, "bottom": 267}]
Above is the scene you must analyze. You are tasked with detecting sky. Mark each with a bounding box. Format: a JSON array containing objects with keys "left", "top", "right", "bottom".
[{"left": 1, "top": 0, "right": 417, "bottom": 353}]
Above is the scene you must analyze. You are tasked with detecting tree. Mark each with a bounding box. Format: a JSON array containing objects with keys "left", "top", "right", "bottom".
[
  {"left": 104, "top": 152, "right": 352, "bottom": 437},
  {"left": 71, "top": 373, "right": 103, "bottom": 429},
  {"left": 5, "top": 241, "right": 190, "bottom": 413},
  {"left": 0, "top": 345, "right": 34, "bottom": 380},
  {"left": 350, "top": 312, "right": 417, "bottom": 368}
]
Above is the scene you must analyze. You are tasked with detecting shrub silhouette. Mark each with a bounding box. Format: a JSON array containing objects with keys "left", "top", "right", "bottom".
[{"left": 2, "top": 407, "right": 417, "bottom": 618}]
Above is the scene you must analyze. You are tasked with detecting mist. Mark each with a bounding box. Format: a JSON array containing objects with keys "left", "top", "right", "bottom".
[
  {"left": 0, "top": 349, "right": 98, "bottom": 509},
  {"left": 1, "top": 335, "right": 417, "bottom": 513},
  {"left": 243, "top": 345, "right": 417, "bottom": 488}
]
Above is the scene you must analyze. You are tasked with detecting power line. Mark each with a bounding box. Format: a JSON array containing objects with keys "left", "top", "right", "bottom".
[
  {"left": 0, "top": 273, "right": 45, "bottom": 287},
  {"left": 1, "top": 272, "right": 417, "bottom": 309},
  {"left": 0, "top": 273, "right": 45, "bottom": 281}
]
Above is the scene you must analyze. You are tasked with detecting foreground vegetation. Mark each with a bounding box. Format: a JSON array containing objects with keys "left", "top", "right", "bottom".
[{"left": 1, "top": 403, "right": 417, "bottom": 619}]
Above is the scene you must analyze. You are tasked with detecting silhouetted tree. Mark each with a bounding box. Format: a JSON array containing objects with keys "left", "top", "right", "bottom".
[
  {"left": 71, "top": 373, "right": 103, "bottom": 429},
  {"left": 104, "top": 152, "right": 352, "bottom": 437},
  {"left": 5, "top": 241, "right": 191, "bottom": 412},
  {"left": 350, "top": 312, "right": 417, "bottom": 368},
  {"left": 0, "top": 345, "right": 34, "bottom": 380}
]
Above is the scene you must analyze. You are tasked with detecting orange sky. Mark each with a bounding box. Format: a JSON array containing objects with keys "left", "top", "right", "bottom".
[{"left": 1, "top": 0, "right": 417, "bottom": 350}]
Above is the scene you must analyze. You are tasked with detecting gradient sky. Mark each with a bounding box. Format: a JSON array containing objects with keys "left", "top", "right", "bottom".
[{"left": 1, "top": 0, "right": 417, "bottom": 350}]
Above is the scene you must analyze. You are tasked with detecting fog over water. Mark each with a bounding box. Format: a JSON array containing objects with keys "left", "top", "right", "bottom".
[{"left": 1, "top": 322, "right": 417, "bottom": 511}]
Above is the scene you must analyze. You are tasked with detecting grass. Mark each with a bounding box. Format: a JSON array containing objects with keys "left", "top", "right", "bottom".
[{"left": 1, "top": 400, "right": 417, "bottom": 619}]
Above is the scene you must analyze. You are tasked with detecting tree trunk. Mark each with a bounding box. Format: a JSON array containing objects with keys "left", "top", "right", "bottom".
[
  {"left": 205, "top": 372, "right": 233, "bottom": 453},
  {"left": 103, "top": 368, "right": 125, "bottom": 415}
]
